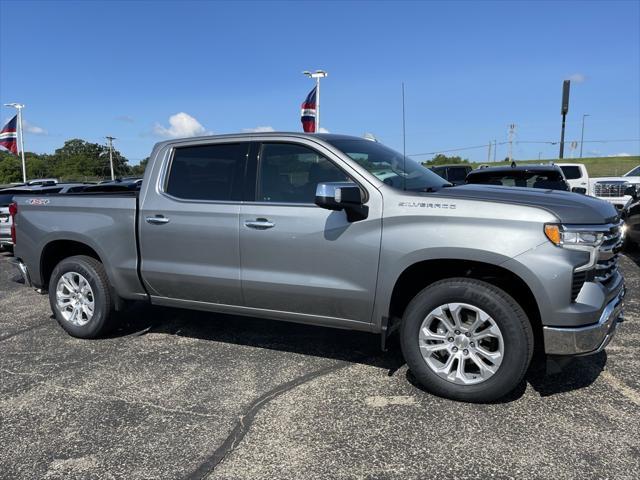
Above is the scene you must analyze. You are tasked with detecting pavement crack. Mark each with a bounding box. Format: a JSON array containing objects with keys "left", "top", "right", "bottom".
[
  {"left": 0, "top": 367, "right": 220, "bottom": 418},
  {"left": 0, "top": 321, "right": 50, "bottom": 342},
  {"left": 184, "top": 361, "right": 350, "bottom": 480}
]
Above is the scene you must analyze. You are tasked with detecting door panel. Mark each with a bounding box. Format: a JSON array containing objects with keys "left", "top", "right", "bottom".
[
  {"left": 239, "top": 142, "right": 382, "bottom": 323},
  {"left": 139, "top": 142, "right": 248, "bottom": 304},
  {"left": 240, "top": 203, "right": 382, "bottom": 322}
]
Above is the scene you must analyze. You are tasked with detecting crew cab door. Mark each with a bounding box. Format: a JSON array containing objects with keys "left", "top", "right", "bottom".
[
  {"left": 139, "top": 141, "right": 249, "bottom": 305},
  {"left": 239, "top": 141, "right": 382, "bottom": 324}
]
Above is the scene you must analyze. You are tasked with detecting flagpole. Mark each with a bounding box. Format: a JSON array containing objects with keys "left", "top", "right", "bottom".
[
  {"left": 18, "top": 107, "right": 26, "bottom": 183},
  {"left": 4, "top": 103, "right": 26, "bottom": 182},
  {"left": 316, "top": 76, "right": 320, "bottom": 133}
]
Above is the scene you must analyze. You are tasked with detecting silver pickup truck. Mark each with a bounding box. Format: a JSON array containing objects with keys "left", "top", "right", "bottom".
[{"left": 11, "top": 133, "right": 625, "bottom": 402}]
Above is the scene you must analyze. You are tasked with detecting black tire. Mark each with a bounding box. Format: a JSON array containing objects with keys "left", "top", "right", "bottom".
[
  {"left": 48, "top": 255, "right": 115, "bottom": 338},
  {"left": 400, "top": 278, "right": 533, "bottom": 403}
]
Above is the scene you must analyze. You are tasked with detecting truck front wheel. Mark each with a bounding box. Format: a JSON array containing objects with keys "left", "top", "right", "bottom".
[
  {"left": 400, "top": 278, "right": 533, "bottom": 403},
  {"left": 48, "top": 255, "right": 114, "bottom": 338}
]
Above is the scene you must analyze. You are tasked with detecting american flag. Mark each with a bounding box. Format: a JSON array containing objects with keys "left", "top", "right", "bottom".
[
  {"left": 0, "top": 115, "right": 18, "bottom": 155},
  {"left": 300, "top": 86, "right": 317, "bottom": 133}
]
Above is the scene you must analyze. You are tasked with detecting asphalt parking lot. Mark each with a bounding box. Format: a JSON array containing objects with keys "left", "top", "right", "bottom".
[{"left": 1, "top": 251, "right": 639, "bottom": 479}]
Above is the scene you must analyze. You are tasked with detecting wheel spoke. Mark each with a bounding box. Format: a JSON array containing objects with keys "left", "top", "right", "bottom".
[
  {"left": 447, "top": 303, "right": 464, "bottom": 329},
  {"left": 474, "top": 324, "right": 501, "bottom": 341},
  {"left": 420, "top": 326, "right": 447, "bottom": 342},
  {"left": 469, "top": 352, "right": 497, "bottom": 377},
  {"left": 420, "top": 342, "right": 448, "bottom": 354},
  {"left": 61, "top": 276, "right": 75, "bottom": 292},
  {"left": 475, "top": 346, "right": 502, "bottom": 363}
]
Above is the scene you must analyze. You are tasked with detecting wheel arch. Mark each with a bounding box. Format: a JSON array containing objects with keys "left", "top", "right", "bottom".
[
  {"left": 40, "top": 239, "right": 103, "bottom": 289},
  {"left": 386, "top": 258, "right": 544, "bottom": 353}
]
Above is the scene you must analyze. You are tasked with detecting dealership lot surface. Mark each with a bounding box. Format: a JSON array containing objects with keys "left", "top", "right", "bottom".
[{"left": 1, "top": 250, "right": 639, "bottom": 479}]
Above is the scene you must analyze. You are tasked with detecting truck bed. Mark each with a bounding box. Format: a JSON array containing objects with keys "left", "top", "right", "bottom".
[{"left": 12, "top": 193, "right": 146, "bottom": 299}]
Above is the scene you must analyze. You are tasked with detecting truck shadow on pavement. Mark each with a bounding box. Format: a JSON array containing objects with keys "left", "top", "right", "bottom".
[{"left": 108, "top": 300, "right": 607, "bottom": 404}]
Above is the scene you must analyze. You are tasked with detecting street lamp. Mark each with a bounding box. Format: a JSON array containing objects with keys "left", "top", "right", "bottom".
[
  {"left": 580, "top": 114, "right": 590, "bottom": 158},
  {"left": 302, "top": 70, "right": 328, "bottom": 132},
  {"left": 4, "top": 103, "right": 26, "bottom": 182}
]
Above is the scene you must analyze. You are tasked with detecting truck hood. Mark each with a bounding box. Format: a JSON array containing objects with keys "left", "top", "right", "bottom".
[{"left": 431, "top": 184, "right": 619, "bottom": 224}]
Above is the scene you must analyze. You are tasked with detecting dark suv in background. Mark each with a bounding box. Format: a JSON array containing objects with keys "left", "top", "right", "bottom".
[
  {"left": 428, "top": 164, "right": 472, "bottom": 185},
  {"left": 465, "top": 164, "right": 570, "bottom": 191}
]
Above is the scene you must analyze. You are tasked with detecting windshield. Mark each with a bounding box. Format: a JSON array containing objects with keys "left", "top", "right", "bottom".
[
  {"left": 325, "top": 139, "right": 451, "bottom": 192},
  {"left": 625, "top": 166, "right": 640, "bottom": 177}
]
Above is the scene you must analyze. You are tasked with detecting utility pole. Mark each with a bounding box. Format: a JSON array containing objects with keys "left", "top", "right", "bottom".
[
  {"left": 493, "top": 140, "right": 497, "bottom": 162},
  {"left": 559, "top": 80, "right": 570, "bottom": 159},
  {"left": 487, "top": 141, "right": 492, "bottom": 163},
  {"left": 4, "top": 103, "right": 26, "bottom": 182},
  {"left": 302, "top": 70, "right": 328, "bottom": 132},
  {"left": 508, "top": 124, "right": 516, "bottom": 162},
  {"left": 105, "top": 136, "right": 116, "bottom": 180},
  {"left": 580, "top": 114, "right": 590, "bottom": 158}
]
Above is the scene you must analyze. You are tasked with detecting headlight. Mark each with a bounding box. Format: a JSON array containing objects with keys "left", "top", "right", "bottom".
[{"left": 544, "top": 224, "right": 605, "bottom": 247}]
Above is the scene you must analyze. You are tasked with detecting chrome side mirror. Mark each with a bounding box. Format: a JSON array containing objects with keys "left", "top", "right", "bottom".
[{"left": 315, "top": 182, "right": 368, "bottom": 222}]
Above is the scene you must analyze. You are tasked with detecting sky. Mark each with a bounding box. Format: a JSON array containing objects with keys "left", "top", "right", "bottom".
[{"left": 1, "top": 0, "right": 639, "bottom": 165}]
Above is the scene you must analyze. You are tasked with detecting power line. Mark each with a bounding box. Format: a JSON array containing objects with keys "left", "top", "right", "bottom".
[{"left": 408, "top": 138, "right": 640, "bottom": 157}]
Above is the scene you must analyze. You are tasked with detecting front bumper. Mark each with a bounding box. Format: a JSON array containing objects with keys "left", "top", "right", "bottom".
[{"left": 543, "top": 286, "right": 625, "bottom": 355}]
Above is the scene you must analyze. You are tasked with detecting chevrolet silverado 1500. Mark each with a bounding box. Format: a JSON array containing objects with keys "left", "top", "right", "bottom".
[{"left": 11, "top": 133, "right": 625, "bottom": 402}]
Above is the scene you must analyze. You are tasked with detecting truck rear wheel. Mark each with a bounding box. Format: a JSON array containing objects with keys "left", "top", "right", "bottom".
[
  {"left": 48, "top": 255, "right": 114, "bottom": 338},
  {"left": 400, "top": 278, "right": 533, "bottom": 403}
]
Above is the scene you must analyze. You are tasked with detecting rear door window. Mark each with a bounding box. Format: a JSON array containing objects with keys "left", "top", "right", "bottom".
[
  {"left": 560, "top": 166, "right": 582, "bottom": 180},
  {"left": 166, "top": 143, "right": 248, "bottom": 201}
]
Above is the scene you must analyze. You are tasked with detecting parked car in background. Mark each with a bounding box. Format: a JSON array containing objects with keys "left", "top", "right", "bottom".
[
  {"left": 557, "top": 163, "right": 589, "bottom": 193},
  {"left": 83, "top": 178, "right": 142, "bottom": 192},
  {"left": 11, "top": 133, "right": 624, "bottom": 403},
  {"left": 557, "top": 163, "right": 640, "bottom": 211},
  {"left": 428, "top": 164, "right": 472, "bottom": 185},
  {"left": 589, "top": 166, "right": 640, "bottom": 212},
  {"left": 465, "top": 164, "right": 570, "bottom": 191}
]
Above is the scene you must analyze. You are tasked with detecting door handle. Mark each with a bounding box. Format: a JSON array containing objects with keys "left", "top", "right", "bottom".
[
  {"left": 244, "top": 218, "right": 275, "bottom": 230},
  {"left": 145, "top": 215, "right": 170, "bottom": 225}
]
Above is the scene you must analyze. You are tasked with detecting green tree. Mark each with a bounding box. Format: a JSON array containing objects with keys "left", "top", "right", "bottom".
[
  {"left": 51, "top": 139, "right": 131, "bottom": 180},
  {"left": 130, "top": 157, "right": 149, "bottom": 177},
  {"left": 422, "top": 154, "right": 468, "bottom": 166},
  {"left": 0, "top": 151, "right": 22, "bottom": 184}
]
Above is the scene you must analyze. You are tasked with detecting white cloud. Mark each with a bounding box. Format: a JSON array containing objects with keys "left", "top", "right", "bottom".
[
  {"left": 608, "top": 152, "right": 631, "bottom": 157},
  {"left": 318, "top": 127, "right": 330, "bottom": 133},
  {"left": 242, "top": 126, "right": 275, "bottom": 133},
  {"left": 116, "top": 115, "right": 135, "bottom": 123},
  {"left": 567, "top": 73, "right": 586, "bottom": 83},
  {"left": 23, "top": 120, "right": 47, "bottom": 135},
  {"left": 153, "top": 112, "right": 210, "bottom": 138}
]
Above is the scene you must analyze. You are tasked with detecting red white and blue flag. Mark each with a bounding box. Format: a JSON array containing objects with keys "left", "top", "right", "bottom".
[
  {"left": 0, "top": 115, "right": 18, "bottom": 155},
  {"left": 300, "top": 86, "right": 317, "bottom": 133}
]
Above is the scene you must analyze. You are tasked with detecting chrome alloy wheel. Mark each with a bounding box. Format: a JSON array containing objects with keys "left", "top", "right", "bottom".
[
  {"left": 56, "top": 272, "right": 95, "bottom": 326},
  {"left": 418, "top": 303, "right": 504, "bottom": 385}
]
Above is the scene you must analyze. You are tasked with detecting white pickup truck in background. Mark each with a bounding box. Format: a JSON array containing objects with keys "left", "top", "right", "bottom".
[{"left": 558, "top": 163, "right": 640, "bottom": 211}]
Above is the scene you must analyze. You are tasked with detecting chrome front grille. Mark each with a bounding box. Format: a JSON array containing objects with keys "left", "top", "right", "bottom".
[
  {"left": 595, "top": 221, "right": 623, "bottom": 284},
  {"left": 594, "top": 181, "right": 629, "bottom": 198}
]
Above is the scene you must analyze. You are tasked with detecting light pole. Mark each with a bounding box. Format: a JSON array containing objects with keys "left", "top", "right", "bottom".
[
  {"left": 302, "top": 70, "right": 328, "bottom": 132},
  {"left": 4, "top": 103, "right": 27, "bottom": 182},
  {"left": 105, "top": 136, "right": 116, "bottom": 180},
  {"left": 580, "top": 114, "right": 590, "bottom": 158}
]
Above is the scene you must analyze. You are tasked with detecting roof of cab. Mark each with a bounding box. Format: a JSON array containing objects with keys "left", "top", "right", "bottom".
[{"left": 152, "top": 132, "right": 366, "bottom": 150}]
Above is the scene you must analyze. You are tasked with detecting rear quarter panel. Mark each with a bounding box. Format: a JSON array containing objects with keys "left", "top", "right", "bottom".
[{"left": 13, "top": 195, "right": 145, "bottom": 298}]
